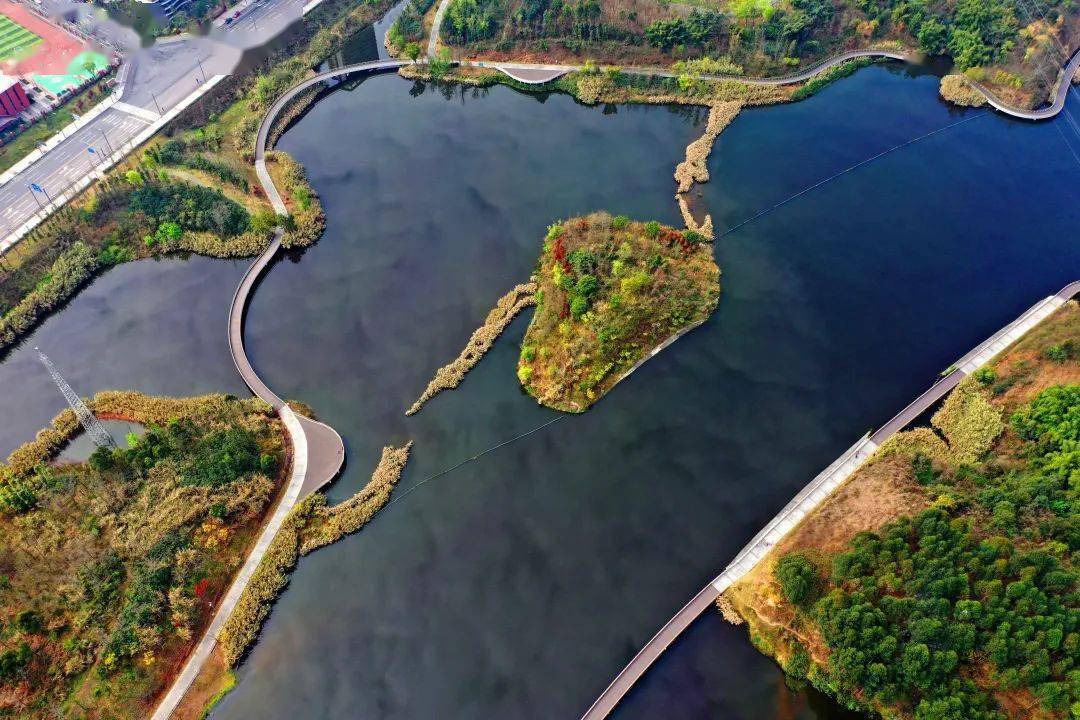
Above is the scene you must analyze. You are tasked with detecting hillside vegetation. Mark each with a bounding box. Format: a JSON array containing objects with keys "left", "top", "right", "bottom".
[
  {"left": 519, "top": 212, "right": 719, "bottom": 412},
  {"left": 0, "top": 393, "right": 285, "bottom": 718},
  {"left": 727, "top": 302, "right": 1080, "bottom": 719},
  {"left": 436, "top": 0, "right": 1077, "bottom": 107}
]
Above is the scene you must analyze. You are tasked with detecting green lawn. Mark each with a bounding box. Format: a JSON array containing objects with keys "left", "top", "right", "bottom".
[{"left": 0, "top": 15, "right": 40, "bottom": 61}]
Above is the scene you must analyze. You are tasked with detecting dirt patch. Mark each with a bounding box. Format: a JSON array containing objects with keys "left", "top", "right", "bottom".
[
  {"left": 777, "top": 454, "right": 928, "bottom": 556},
  {"left": 170, "top": 647, "right": 233, "bottom": 720},
  {"left": 985, "top": 301, "right": 1080, "bottom": 410}
]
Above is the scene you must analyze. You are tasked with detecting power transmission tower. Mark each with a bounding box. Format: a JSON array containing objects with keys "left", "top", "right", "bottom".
[{"left": 36, "top": 347, "right": 116, "bottom": 449}]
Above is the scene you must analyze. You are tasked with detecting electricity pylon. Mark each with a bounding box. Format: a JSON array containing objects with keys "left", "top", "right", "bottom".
[{"left": 36, "top": 347, "right": 116, "bottom": 449}]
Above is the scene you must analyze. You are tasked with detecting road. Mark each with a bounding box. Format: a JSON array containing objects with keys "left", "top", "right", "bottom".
[{"left": 0, "top": 0, "right": 307, "bottom": 244}]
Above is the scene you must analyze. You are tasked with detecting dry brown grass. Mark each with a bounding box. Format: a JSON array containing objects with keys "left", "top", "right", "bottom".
[
  {"left": 986, "top": 300, "right": 1080, "bottom": 410},
  {"left": 407, "top": 283, "right": 537, "bottom": 415}
]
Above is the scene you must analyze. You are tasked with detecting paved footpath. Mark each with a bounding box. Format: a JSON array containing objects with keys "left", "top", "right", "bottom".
[
  {"left": 579, "top": 280, "right": 1080, "bottom": 720},
  {"left": 150, "top": 405, "right": 308, "bottom": 720}
]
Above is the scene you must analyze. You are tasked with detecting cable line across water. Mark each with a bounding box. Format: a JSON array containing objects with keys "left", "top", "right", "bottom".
[
  {"left": 717, "top": 110, "right": 990, "bottom": 239},
  {"left": 376, "top": 415, "right": 567, "bottom": 515}
]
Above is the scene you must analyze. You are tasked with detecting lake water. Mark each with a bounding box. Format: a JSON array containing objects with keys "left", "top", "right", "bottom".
[{"left": 0, "top": 63, "right": 1077, "bottom": 720}]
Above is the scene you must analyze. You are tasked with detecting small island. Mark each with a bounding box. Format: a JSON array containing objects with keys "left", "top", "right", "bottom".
[{"left": 518, "top": 212, "right": 720, "bottom": 412}]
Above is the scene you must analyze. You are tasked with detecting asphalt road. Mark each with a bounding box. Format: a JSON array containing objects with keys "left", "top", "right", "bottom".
[{"left": 0, "top": 0, "right": 305, "bottom": 242}]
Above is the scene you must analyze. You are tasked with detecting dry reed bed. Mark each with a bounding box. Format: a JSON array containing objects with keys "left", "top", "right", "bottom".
[
  {"left": 299, "top": 442, "right": 413, "bottom": 553},
  {"left": 939, "top": 74, "right": 989, "bottom": 107},
  {"left": 672, "top": 101, "right": 742, "bottom": 240},
  {"left": 217, "top": 441, "right": 413, "bottom": 667},
  {"left": 406, "top": 282, "right": 538, "bottom": 415}
]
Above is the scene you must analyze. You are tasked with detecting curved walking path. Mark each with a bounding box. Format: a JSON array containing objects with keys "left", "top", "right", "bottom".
[
  {"left": 579, "top": 279, "right": 1080, "bottom": 720},
  {"left": 422, "top": 0, "right": 1079, "bottom": 120},
  {"left": 154, "top": 44, "right": 1080, "bottom": 719}
]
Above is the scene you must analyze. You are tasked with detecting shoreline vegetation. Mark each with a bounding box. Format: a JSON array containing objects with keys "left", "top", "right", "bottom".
[
  {"left": 724, "top": 302, "right": 1080, "bottom": 719},
  {"left": 0, "top": 392, "right": 286, "bottom": 718},
  {"left": 215, "top": 441, "right": 413, "bottom": 675},
  {"left": 407, "top": 284, "right": 537, "bottom": 416},
  {"left": 424, "top": 0, "right": 1077, "bottom": 110},
  {"left": 519, "top": 212, "right": 720, "bottom": 412}
]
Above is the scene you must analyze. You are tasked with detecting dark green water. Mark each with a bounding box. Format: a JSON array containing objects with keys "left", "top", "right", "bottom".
[{"left": 0, "top": 65, "right": 1077, "bottom": 720}]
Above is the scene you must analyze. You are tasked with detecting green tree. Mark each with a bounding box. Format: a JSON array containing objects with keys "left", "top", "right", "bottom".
[
  {"left": 775, "top": 552, "right": 820, "bottom": 607},
  {"left": 917, "top": 19, "right": 948, "bottom": 54}
]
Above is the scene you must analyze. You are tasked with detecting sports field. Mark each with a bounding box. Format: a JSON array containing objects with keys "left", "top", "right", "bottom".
[{"left": 0, "top": 14, "right": 40, "bottom": 61}]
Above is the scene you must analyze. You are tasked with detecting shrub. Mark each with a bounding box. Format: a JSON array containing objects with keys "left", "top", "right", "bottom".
[
  {"left": 621, "top": 271, "right": 651, "bottom": 295},
  {"left": 0, "top": 643, "right": 31, "bottom": 680},
  {"left": 1044, "top": 341, "right": 1075, "bottom": 363},
  {"left": 931, "top": 383, "right": 1003, "bottom": 464},
  {"left": 774, "top": 552, "right": 820, "bottom": 607},
  {"left": 14, "top": 610, "right": 43, "bottom": 634},
  {"left": 0, "top": 243, "right": 99, "bottom": 352}
]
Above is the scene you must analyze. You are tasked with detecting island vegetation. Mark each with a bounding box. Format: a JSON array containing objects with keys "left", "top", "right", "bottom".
[
  {"left": 0, "top": 392, "right": 285, "bottom": 719},
  {"left": 518, "top": 212, "right": 719, "bottom": 412},
  {"left": 725, "top": 301, "right": 1080, "bottom": 719},
  {"left": 430, "top": 0, "right": 1077, "bottom": 108}
]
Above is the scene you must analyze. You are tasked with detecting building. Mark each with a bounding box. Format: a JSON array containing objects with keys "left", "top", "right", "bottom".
[
  {"left": 0, "top": 75, "right": 30, "bottom": 133},
  {"left": 0, "top": 75, "right": 31, "bottom": 118}
]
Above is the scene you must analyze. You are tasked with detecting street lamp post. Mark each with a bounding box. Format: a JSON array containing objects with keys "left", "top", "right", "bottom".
[
  {"left": 197, "top": 56, "right": 207, "bottom": 83},
  {"left": 150, "top": 90, "right": 163, "bottom": 116},
  {"left": 100, "top": 129, "right": 115, "bottom": 157}
]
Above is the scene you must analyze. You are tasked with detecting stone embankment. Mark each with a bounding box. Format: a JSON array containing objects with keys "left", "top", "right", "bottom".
[{"left": 407, "top": 283, "right": 537, "bottom": 415}]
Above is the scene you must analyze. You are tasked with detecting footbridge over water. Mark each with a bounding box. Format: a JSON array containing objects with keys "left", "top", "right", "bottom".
[
  {"left": 580, "top": 280, "right": 1080, "bottom": 720},
  {"left": 248, "top": 58, "right": 1080, "bottom": 720}
]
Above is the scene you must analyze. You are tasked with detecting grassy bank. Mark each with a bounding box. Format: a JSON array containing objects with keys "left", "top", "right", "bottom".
[
  {"left": 726, "top": 302, "right": 1080, "bottom": 719},
  {"left": 428, "top": 0, "right": 1076, "bottom": 109},
  {"left": 0, "top": 392, "right": 285, "bottom": 719}
]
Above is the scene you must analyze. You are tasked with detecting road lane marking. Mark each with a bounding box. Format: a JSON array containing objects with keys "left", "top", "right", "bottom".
[{"left": 113, "top": 102, "right": 160, "bottom": 123}]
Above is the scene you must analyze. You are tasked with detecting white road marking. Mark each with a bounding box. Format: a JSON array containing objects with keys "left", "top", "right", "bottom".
[{"left": 113, "top": 101, "right": 160, "bottom": 122}]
